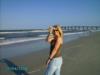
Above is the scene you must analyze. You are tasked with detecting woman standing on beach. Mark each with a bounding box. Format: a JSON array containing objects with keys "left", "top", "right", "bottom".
[{"left": 45, "top": 25, "right": 63, "bottom": 75}]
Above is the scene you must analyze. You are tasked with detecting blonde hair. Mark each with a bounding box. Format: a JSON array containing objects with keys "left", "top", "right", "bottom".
[{"left": 53, "top": 25, "right": 63, "bottom": 38}]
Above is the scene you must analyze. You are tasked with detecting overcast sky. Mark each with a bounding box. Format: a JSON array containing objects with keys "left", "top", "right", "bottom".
[{"left": 0, "top": 0, "right": 100, "bottom": 30}]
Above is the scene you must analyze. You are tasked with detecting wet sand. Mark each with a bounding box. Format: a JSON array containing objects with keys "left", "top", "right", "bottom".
[{"left": 0, "top": 31, "right": 100, "bottom": 75}]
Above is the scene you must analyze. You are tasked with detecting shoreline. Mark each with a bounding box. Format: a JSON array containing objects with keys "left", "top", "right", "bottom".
[{"left": 0, "top": 31, "right": 90, "bottom": 59}]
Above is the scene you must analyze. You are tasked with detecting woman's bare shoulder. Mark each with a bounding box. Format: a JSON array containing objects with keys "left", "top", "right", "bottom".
[{"left": 57, "top": 37, "right": 63, "bottom": 44}]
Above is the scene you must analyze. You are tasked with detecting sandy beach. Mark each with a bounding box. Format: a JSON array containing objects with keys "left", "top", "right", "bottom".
[{"left": 0, "top": 31, "right": 100, "bottom": 75}]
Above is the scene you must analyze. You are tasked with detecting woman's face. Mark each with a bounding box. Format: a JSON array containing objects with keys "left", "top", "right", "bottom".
[{"left": 53, "top": 29, "right": 59, "bottom": 36}]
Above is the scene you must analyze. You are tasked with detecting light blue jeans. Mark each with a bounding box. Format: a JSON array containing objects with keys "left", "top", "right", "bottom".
[{"left": 45, "top": 57, "right": 63, "bottom": 75}]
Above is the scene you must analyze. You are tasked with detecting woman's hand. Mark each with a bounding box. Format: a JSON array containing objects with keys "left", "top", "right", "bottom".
[
  {"left": 46, "top": 58, "right": 51, "bottom": 67},
  {"left": 48, "top": 26, "right": 53, "bottom": 33}
]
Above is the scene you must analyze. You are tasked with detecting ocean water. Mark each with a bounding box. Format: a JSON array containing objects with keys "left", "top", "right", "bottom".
[{"left": 0, "top": 31, "right": 89, "bottom": 59}]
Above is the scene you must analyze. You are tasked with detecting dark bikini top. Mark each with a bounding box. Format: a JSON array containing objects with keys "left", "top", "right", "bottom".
[{"left": 50, "top": 39, "right": 62, "bottom": 58}]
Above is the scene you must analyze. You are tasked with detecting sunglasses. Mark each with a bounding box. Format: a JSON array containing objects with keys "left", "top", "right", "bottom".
[{"left": 54, "top": 29, "right": 59, "bottom": 32}]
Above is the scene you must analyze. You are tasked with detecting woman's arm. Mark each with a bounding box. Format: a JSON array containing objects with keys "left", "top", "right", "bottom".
[
  {"left": 46, "top": 34, "right": 54, "bottom": 43},
  {"left": 46, "top": 27, "right": 54, "bottom": 43},
  {"left": 46, "top": 37, "right": 61, "bottom": 66},
  {"left": 49, "top": 37, "right": 61, "bottom": 59}
]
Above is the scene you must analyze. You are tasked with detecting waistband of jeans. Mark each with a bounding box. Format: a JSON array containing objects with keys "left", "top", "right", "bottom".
[{"left": 53, "top": 56, "right": 62, "bottom": 60}]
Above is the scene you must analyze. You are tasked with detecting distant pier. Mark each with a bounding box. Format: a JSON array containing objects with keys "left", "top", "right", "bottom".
[{"left": 61, "top": 26, "right": 100, "bottom": 31}]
